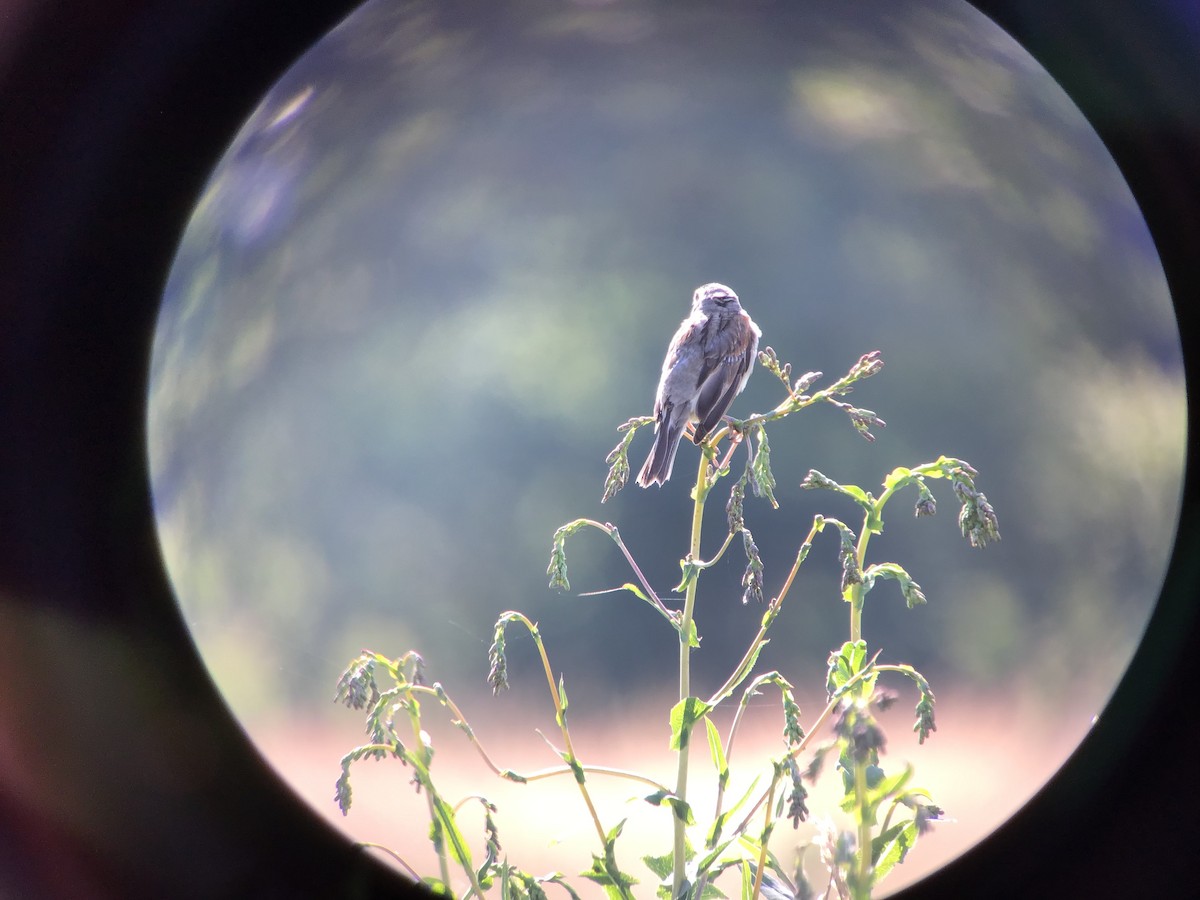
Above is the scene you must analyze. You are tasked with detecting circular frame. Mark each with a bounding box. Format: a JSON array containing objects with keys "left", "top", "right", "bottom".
[{"left": 1, "top": 1, "right": 1197, "bottom": 897}]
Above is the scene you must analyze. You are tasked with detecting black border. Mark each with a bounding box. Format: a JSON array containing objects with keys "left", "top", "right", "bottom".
[{"left": 1, "top": 1, "right": 1196, "bottom": 897}]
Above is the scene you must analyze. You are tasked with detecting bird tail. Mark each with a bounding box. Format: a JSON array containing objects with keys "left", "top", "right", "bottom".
[{"left": 637, "top": 421, "right": 685, "bottom": 487}]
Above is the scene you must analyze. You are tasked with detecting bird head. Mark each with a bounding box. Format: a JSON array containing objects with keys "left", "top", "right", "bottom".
[{"left": 693, "top": 282, "right": 740, "bottom": 314}]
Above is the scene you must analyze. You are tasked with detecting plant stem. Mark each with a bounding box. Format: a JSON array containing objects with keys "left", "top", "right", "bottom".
[
  {"left": 505, "top": 612, "right": 609, "bottom": 849},
  {"left": 358, "top": 842, "right": 421, "bottom": 881},
  {"left": 408, "top": 709, "right": 453, "bottom": 889},
  {"left": 706, "top": 515, "right": 827, "bottom": 710},
  {"left": 673, "top": 449, "right": 712, "bottom": 897},
  {"left": 560, "top": 519, "right": 676, "bottom": 622},
  {"left": 708, "top": 353, "right": 879, "bottom": 447},
  {"left": 405, "top": 684, "right": 671, "bottom": 793},
  {"left": 849, "top": 479, "right": 903, "bottom": 643},
  {"left": 849, "top": 516, "right": 874, "bottom": 644},
  {"left": 854, "top": 757, "right": 872, "bottom": 898},
  {"left": 608, "top": 524, "right": 676, "bottom": 621},
  {"left": 731, "top": 659, "right": 881, "bottom": 838},
  {"left": 518, "top": 763, "right": 669, "bottom": 791},
  {"left": 751, "top": 779, "right": 775, "bottom": 900},
  {"left": 709, "top": 671, "right": 772, "bottom": 838},
  {"left": 704, "top": 605, "right": 774, "bottom": 709}
]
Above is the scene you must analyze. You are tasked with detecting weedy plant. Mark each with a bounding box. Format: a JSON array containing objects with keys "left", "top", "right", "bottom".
[{"left": 334, "top": 347, "right": 999, "bottom": 899}]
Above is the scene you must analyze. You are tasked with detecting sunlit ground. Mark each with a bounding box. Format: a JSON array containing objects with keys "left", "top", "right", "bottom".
[{"left": 258, "top": 686, "right": 1088, "bottom": 897}]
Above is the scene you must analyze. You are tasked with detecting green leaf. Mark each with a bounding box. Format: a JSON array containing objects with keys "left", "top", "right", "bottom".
[
  {"left": 871, "top": 819, "right": 918, "bottom": 882},
  {"left": 705, "top": 809, "right": 728, "bottom": 851},
  {"left": 643, "top": 790, "right": 695, "bottom": 824},
  {"left": 537, "top": 873, "right": 585, "bottom": 900},
  {"left": 846, "top": 641, "right": 868, "bottom": 673},
  {"left": 669, "top": 697, "right": 713, "bottom": 750},
  {"left": 578, "top": 820, "right": 638, "bottom": 897},
  {"left": 739, "top": 861, "right": 755, "bottom": 900},
  {"left": 675, "top": 555, "right": 701, "bottom": 593},
  {"left": 841, "top": 483, "right": 872, "bottom": 505},
  {"left": 642, "top": 850, "right": 675, "bottom": 880},
  {"left": 825, "top": 640, "right": 869, "bottom": 693},
  {"left": 704, "top": 811, "right": 730, "bottom": 851},
  {"left": 695, "top": 835, "right": 740, "bottom": 889},
  {"left": 567, "top": 756, "right": 586, "bottom": 785},
  {"left": 870, "top": 766, "right": 913, "bottom": 804},
  {"left": 580, "top": 860, "right": 638, "bottom": 900},
  {"left": 705, "top": 716, "right": 729, "bottom": 785},
  {"left": 801, "top": 470, "right": 873, "bottom": 513},
  {"left": 428, "top": 789, "right": 473, "bottom": 869},
  {"left": 720, "top": 775, "right": 762, "bottom": 828},
  {"left": 707, "top": 639, "right": 768, "bottom": 708},
  {"left": 620, "top": 582, "right": 650, "bottom": 602},
  {"left": 846, "top": 764, "right": 915, "bottom": 820},
  {"left": 606, "top": 817, "right": 628, "bottom": 846},
  {"left": 581, "top": 819, "right": 638, "bottom": 899},
  {"left": 882, "top": 466, "right": 913, "bottom": 492},
  {"left": 863, "top": 562, "right": 927, "bottom": 608}
]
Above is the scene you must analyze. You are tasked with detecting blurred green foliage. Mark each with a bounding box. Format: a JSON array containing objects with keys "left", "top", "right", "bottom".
[{"left": 148, "top": 0, "right": 1182, "bottom": 728}]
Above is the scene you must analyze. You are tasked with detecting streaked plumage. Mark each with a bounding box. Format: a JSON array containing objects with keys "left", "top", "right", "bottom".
[{"left": 637, "top": 283, "right": 761, "bottom": 487}]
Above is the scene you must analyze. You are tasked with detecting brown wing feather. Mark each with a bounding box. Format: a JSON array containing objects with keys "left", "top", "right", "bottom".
[
  {"left": 691, "top": 314, "right": 757, "bottom": 443},
  {"left": 692, "top": 354, "right": 750, "bottom": 442}
]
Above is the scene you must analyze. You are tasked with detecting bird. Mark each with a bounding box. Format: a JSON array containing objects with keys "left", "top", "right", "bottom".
[{"left": 637, "top": 283, "right": 762, "bottom": 487}]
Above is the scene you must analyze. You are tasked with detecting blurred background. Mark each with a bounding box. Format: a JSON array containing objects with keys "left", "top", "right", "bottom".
[{"left": 146, "top": 0, "right": 1183, "bottom": 893}]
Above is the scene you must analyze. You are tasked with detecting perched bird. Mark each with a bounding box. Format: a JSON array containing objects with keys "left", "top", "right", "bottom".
[{"left": 637, "top": 283, "right": 761, "bottom": 487}]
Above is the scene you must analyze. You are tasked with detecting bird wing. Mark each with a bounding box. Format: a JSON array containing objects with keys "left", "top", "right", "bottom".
[
  {"left": 654, "top": 314, "right": 708, "bottom": 419},
  {"left": 692, "top": 314, "right": 759, "bottom": 442}
]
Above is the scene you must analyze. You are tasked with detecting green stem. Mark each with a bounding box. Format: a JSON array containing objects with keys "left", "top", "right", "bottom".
[
  {"left": 849, "top": 520, "right": 873, "bottom": 644},
  {"left": 560, "top": 519, "right": 676, "bottom": 622},
  {"left": 518, "top": 763, "right": 669, "bottom": 791},
  {"left": 879, "top": 796, "right": 903, "bottom": 844},
  {"left": 673, "top": 449, "right": 711, "bottom": 897},
  {"left": 358, "top": 842, "right": 421, "bottom": 882},
  {"left": 707, "top": 357, "right": 877, "bottom": 447},
  {"left": 849, "top": 478, "right": 903, "bottom": 643},
  {"left": 849, "top": 585, "right": 864, "bottom": 644},
  {"left": 505, "top": 612, "right": 609, "bottom": 849},
  {"left": 706, "top": 514, "right": 826, "bottom": 709},
  {"left": 705, "top": 605, "right": 775, "bottom": 709},
  {"left": 607, "top": 524, "right": 676, "bottom": 621},
  {"left": 731, "top": 659, "right": 880, "bottom": 838},
  {"left": 408, "top": 708, "right": 453, "bottom": 890},
  {"left": 854, "top": 757, "right": 872, "bottom": 897},
  {"left": 403, "top": 684, "right": 671, "bottom": 793},
  {"left": 696, "top": 529, "right": 736, "bottom": 568},
  {"left": 750, "top": 780, "right": 776, "bottom": 900},
  {"left": 710, "top": 672, "right": 770, "bottom": 832},
  {"left": 845, "top": 481, "right": 907, "bottom": 896}
]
